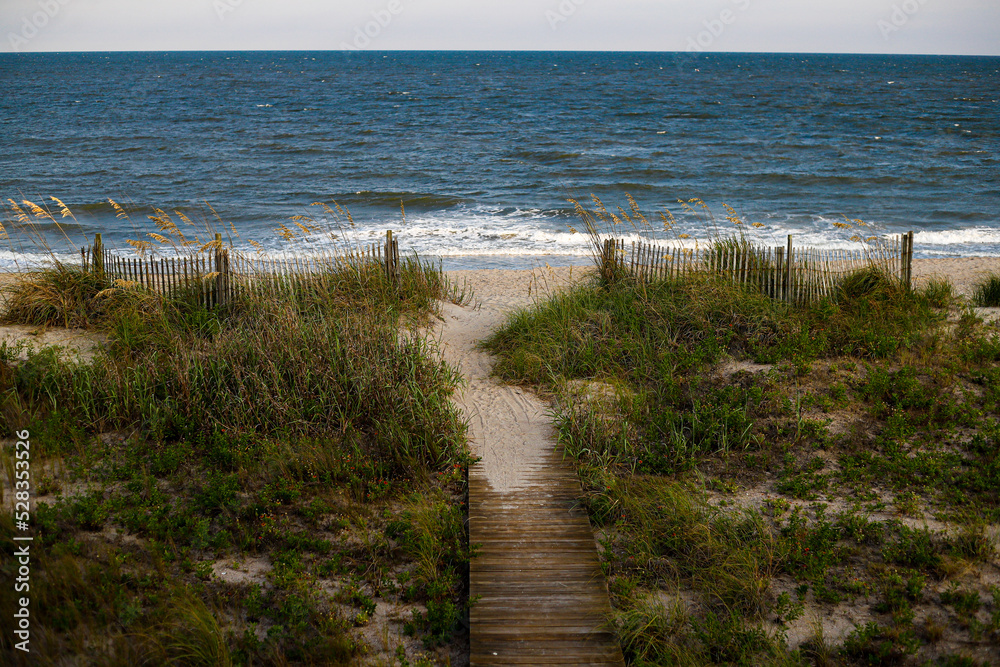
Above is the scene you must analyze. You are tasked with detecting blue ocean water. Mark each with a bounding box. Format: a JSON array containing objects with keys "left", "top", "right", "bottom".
[{"left": 1, "top": 51, "right": 998, "bottom": 269}]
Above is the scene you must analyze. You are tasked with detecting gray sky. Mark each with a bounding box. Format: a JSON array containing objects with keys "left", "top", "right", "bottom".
[{"left": 2, "top": 0, "right": 998, "bottom": 55}]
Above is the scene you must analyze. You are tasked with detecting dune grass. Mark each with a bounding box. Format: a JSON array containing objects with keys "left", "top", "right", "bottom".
[
  {"left": 972, "top": 274, "right": 1000, "bottom": 308},
  {"left": 1, "top": 263, "right": 111, "bottom": 328},
  {"left": 484, "top": 266, "right": 1000, "bottom": 665},
  {"left": 0, "top": 255, "right": 473, "bottom": 665}
]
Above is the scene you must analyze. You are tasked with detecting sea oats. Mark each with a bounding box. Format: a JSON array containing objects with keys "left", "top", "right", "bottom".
[
  {"left": 108, "top": 198, "right": 130, "bottom": 220},
  {"left": 7, "top": 200, "right": 30, "bottom": 225},
  {"left": 51, "top": 196, "right": 77, "bottom": 221},
  {"left": 127, "top": 238, "right": 153, "bottom": 253}
]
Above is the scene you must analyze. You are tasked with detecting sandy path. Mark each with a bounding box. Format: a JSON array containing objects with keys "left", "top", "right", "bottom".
[
  {"left": 436, "top": 267, "right": 590, "bottom": 490},
  {"left": 436, "top": 303, "right": 550, "bottom": 491}
]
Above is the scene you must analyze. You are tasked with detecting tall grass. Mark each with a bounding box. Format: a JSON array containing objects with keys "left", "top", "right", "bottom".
[
  {"left": 0, "top": 211, "right": 473, "bottom": 664},
  {"left": 1, "top": 263, "right": 110, "bottom": 327},
  {"left": 485, "top": 270, "right": 944, "bottom": 469},
  {"left": 6, "top": 257, "right": 466, "bottom": 473},
  {"left": 973, "top": 273, "right": 1000, "bottom": 307}
]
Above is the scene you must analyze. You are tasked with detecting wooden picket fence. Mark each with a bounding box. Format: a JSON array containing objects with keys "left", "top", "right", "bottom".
[
  {"left": 82, "top": 230, "right": 401, "bottom": 308},
  {"left": 600, "top": 232, "right": 915, "bottom": 305}
]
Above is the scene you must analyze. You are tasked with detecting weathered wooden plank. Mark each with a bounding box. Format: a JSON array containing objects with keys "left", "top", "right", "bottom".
[
  {"left": 472, "top": 652, "right": 622, "bottom": 666},
  {"left": 470, "top": 445, "right": 624, "bottom": 667},
  {"left": 472, "top": 604, "right": 613, "bottom": 616}
]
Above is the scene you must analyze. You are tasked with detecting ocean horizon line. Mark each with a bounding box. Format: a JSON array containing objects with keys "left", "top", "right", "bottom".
[{"left": 3, "top": 49, "right": 1000, "bottom": 58}]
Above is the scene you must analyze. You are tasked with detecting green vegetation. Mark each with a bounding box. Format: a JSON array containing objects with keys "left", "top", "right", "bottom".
[
  {"left": 1, "top": 256, "right": 473, "bottom": 665},
  {"left": 484, "top": 260, "right": 1000, "bottom": 665},
  {"left": 973, "top": 274, "right": 1000, "bottom": 308}
]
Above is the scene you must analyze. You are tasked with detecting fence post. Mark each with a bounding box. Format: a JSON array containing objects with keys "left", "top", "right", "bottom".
[
  {"left": 385, "top": 229, "right": 399, "bottom": 285},
  {"left": 213, "top": 232, "right": 225, "bottom": 307},
  {"left": 904, "top": 230, "right": 914, "bottom": 291},
  {"left": 776, "top": 247, "right": 784, "bottom": 302},
  {"left": 393, "top": 233, "right": 399, "bottom": 283},
  {"left": 93, "top": 233, "right": 104, "bottom": 279},
  {"left": 600, "top": 239, "right": 610, "bottom": 282},
  {"left": 899, "top": 233, "right": 906, "bottom": 288},
  {"left": 784, "top": 235, "right": 793, "bottom": 303}
]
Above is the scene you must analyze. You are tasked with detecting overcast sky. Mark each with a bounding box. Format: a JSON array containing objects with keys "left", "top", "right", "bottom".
[{"left": 2, "top": 0, "right": 998, "bottom": 55}]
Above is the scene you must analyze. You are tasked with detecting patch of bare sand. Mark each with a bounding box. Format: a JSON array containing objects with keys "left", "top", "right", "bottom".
[
  {"left": 912, "top": 257, "right": 1000, "bottom": 297},
  {"left": 0, "top": 323, "right": 106, "bottom": 363},
  {"left": 211, "top": 557, "right": 272, "bottom": 587},
  {"left": 0, "top": 272, "right": 106, "bottom": 362}
]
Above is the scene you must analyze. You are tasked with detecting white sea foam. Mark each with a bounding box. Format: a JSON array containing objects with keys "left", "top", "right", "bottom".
[
  {"left": 2, "top": 207, "right": 996, "bottom": 271},
  {"left": 912, "top": 227, "right": 1000, "bottom": 246},
  {"left": 242, "top": 208, "right": 1000, "bottom": 264},
  {"left": 0, "top": 250, "right": 84, "bottom": 271}
]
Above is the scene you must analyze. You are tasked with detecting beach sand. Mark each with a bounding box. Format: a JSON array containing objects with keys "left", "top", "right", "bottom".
[
  {"left": 433, "top": 266, "right": 595, "bottom": 492},
  {"left": 911, "top": 257, "right": 1000, "bottom": 296}
]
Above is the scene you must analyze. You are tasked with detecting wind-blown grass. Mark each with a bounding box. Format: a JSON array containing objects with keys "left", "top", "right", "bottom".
[
  {"left": 8, "top": 259, "right": 466, "bottom": 468},
  {"left": 573, "top": 195, "right": 908, "bottom": 307},
  {"left": 485, "top": 270, "right": 945, "bottom": 468},
  {"left": 0, "top": 249, "right": 473, "bottom": 665},
  {"left": 1, "top": 263, "right": 110, "bottom": 328},
  {"left": 972, "top": 273, "right": 1000, "bottom": 307}
]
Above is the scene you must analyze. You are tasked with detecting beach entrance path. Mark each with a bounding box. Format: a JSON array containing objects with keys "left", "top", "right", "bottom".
[{"left": 436, "top": 268, "right": 624, "bottom": 667}]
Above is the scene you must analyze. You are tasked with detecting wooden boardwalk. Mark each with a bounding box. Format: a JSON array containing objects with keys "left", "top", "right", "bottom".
[
  {"left": 433, "top": 296, "right": 623, "bottom": 666},
  {"left": 468, "top": 449, "right": 625, "bottom": 666}
]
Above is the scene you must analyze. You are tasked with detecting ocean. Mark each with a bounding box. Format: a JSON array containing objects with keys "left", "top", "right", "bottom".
[{"left": 1, "top": 50, "right": 998, "bottom": 269}]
